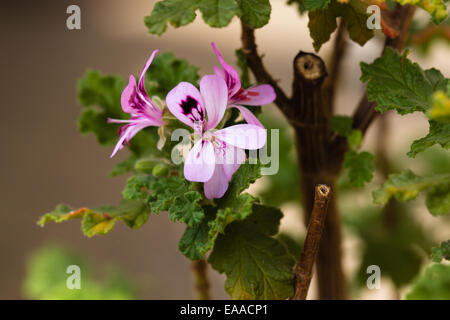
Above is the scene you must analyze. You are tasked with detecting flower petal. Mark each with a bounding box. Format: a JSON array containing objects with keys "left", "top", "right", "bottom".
[
  {"left": 232, "top": 84, "right": 276, "bottom": 106},
  {"left": 230, "top": 105, "right": 263, "bottom": 128},
  {"left": 220, "top": 146, "right": 246, "bottom": 181},
  {"left": 204, "top": 164, "right": 229, "bottom": 199},
  {"left": 211, "top": 42, "right": 241, "bottom": 97},
  {"left": 215, "top": 124, "right": 266, "bottom": 150},
  {"left": 138, "top": 50, "right": 158, "bottom": 98},
  {"left": 200, "top": 75, "right": 228, "bottom": 130},
  {"left": 110, "top": 120, "right": 155, "bottom": 158},
  {"left": 213, "top": 66, "right": 225, "bottom": 79},
  {"left": 184, "top": 140, "right": 216, "bottom": 182},
  {"left": 166, "top": 82, "right": 206, "bottom": 129},
  {"left": 121, "top": 75, "right": 162, "bottom": 121}
]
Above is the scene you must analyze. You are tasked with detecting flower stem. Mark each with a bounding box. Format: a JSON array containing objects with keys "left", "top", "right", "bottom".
[{"left": 191, "top": 259, "right": 211, "bottom": 300}]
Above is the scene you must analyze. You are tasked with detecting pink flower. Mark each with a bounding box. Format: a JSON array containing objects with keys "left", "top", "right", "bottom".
[
  {"left": 166, "top": 75, "right": 266, "bottom": 199},
  {"left": 108, "top": 50, "right": 164, "bottom": 157},
  {"left": 211, "top": 42, "right": 276, "bottom": 128}
]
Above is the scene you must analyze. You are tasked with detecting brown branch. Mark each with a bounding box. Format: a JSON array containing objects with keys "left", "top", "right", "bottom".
[
  {"left": 351, "top": 4, "right": 416, "bottom": 134},
  {"left": 191, "top": 259, "right": 211, "bottom": 300},
  {"left": 323, "top": 19, "right": 347, "bottom": 114},
  {"left": 240, "top": 20, "right": 293, "bottom": 118},
  {"left": 329, "top": 4, "right": 416, "bottom": 163},
  {"left": 293, "top": 185, "right": 331, "bottom": 300}
]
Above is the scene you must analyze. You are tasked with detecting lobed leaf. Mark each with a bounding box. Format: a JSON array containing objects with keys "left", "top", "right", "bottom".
[
  {"left": 144, "top": 0, "right": 200, "bottom": 36},
  {"left": 144, "top": 0, "right": 271, "bottom": 35},
  {"left": 178, "top": 206, "right": 217, "bottom": 260},
  {"left": 408, "top": 121, "right": 450, "bottom": 157},
  {"left": 237, "top": 0, "right": 272, "bottom": 29},
  {"left": 146, "top": 52, "right": 200, "bottom": 98},
  {"left": 394, "top": 0, "right": 448, "bottom": 24},
  {"left": 308, "top": 0, "right": 373, "bottom": 51},
  {"left": 428, "top": 86, "right": 450, "bottom": 123},
  {"left": 373, "top": 169, "right": 450, "bottom": 215},
  {"left": 148, "top": 176, "right": 205, "bottom": 226},
  {"left": 345, "top": 205, "right": 431, "bottom": 287},
  {"left": 199, "top": 0, "right": 239, "bottom": 28},
  {"left": 361, "top": 48, "right": 449, "bottom": 115},
  {"left": 431, "top": 240, "right": 450, "bottom": 262},
  {"left": 305, "top": 0, "right": 331, "bottom": 10},
  {"left": 77, "top": 71, "right": 125, "bottom": 145},
  {"left": 38, "top": 200, "right": 149, "bottom": 237},
  {"left": 343, "top": 150, "right": 375, "bottom": 187},
  {"left": 287, "top": 0, "right": 307, "bottom": 15},
  {"left": 208, "top": 204, "right": 295, "bottom": 300},
  {"left": 406, "top": 264, "right": 450, "bottom": 300}
]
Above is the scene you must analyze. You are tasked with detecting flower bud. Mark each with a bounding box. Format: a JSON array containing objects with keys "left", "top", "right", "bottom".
[
  {"left": 134, "top": 158, "right": 159, "bottom": 173},
  {"left": 152, "top": 163, "right": 169, "bottom": 177}
]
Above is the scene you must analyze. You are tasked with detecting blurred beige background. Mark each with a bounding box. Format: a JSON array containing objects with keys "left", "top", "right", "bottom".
[{"left": 2, "top": 0, "right": 449, "bottom": 299}]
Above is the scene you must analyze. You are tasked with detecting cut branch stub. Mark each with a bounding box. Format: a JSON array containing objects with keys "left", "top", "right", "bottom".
[{"left": 294, "top": 52, "right": 328, "bottom": 84}]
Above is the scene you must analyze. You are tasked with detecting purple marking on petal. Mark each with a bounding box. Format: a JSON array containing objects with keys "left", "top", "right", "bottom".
[{"left": 179, "top": 95, "right": 205, "bottom": 123}]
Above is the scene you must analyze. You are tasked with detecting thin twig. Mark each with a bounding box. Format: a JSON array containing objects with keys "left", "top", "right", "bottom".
[
  {"left": 292, "top": 184, "right": 331, "bottom": 300},
  {"left": 351, "top": 4, "right": 416, "bottom": 134},
  {"left": 191, "top": 259, "right": 211, "bottom": 300},
  {"left": 329, "top": 4, "right": 416, "bottom": 157},
  {"left": 240, "top": 20, "right": 293, "bottom": 118},
  {"left": 323, "top": 19, "right": 347, "bottom": 114}
]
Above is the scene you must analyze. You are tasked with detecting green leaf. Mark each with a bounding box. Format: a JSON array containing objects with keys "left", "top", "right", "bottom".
[
  {"left": 330, "top": 115, "right": 362, "bottom": 149},
  {"left": 179, "top": 206, "right": 217, "bottom": 260},
  {"left": 308, "top": 0, "right": 373, "bottom": 51},
  {"left": 146, "top": 52, "right": 200, "bottom": 98},
  {"left": 122, "top": 174, "right": 153, "bottom": 201},
  {"left": 417, "top": 145, "right": 450, "bottom": 175},
  {"left": 199, "top": 0, "right": 239, "bottom": 27},
  {"left": 23, "top": 245, "right": 136, "bottom": 300},
  {"left": 169, "top": 191, "right": 204, "bottom": 226},
  {"left": 361, "top": 47, "right": 449, "bottom": 115},
  {"left": 373, "top": 170, "right": 450, "bottom": 215},
  {"left": 343, "top": 150, "right": 375, "bottom": 187},
  {"left": 144, "top": 0, "right": 271, "bottom": 35},
  {"left": 347, "top": 129, "right": 362, "bottom": 150},
  {"left": 345, "top": 205, "right": 431, "bottom": 287},
  {"left": 287, "top": 0, "right": 307, "bottom": 15},
  {"left": 218, "top": 161, "right": 262, "bottom": 206},
  {"left": 237, "top": 0, "right": 271, "bottom": 29},
  {"left": 408, "top": 121, "right": 450, "bottom": 157},
  {"left": 209, "top": 204, "right": 295, "bottom": 300},
  {"left": 305, "top": 0, "right": 331, "bottom": 10},
  {"left": 406, "top": 264, "right": 450, "bottom": 300},
  {"left": 211, "top": 193, "right": 256, "bottom": 235},
  {"left": 144, "top": 0, "right": 200, "bottom": 36},
  {"left": 308, "top": 5, "right": 337, "bottom": 52},
  {"left": 394, "top": 0, "right": 448, "bottom": 24},
  {"left": 77, "top": 71, "right": 125, "bottom": 146},
  {"left": 277, "top": 233, "right": 303, "bottom": 260},
  {"left": 428, "top": 86, "right": 450, "bottom": 123},
  {"left": 38, "top": 200, "right": 150, "bottom": 237},
  {"left": 330, "top": 115, "right": 353, "bottom": 136},
  {"left": 431, "top": 240, "right": 450, "bottom": 262},
  {"left": 148, "top": 176, "right": 205, "bottom": 226},
  {"left": 209, "top": 162, "right": 262, "bottom": 234},
  {"left": 426, "top": 183, "right": 450, "bottom": 216},
  {"left": 179, "top": 204, "right": 284, "bottom": 262},
  {"left": 77, "top": 70, "right": 160, "bottom": 157}
]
